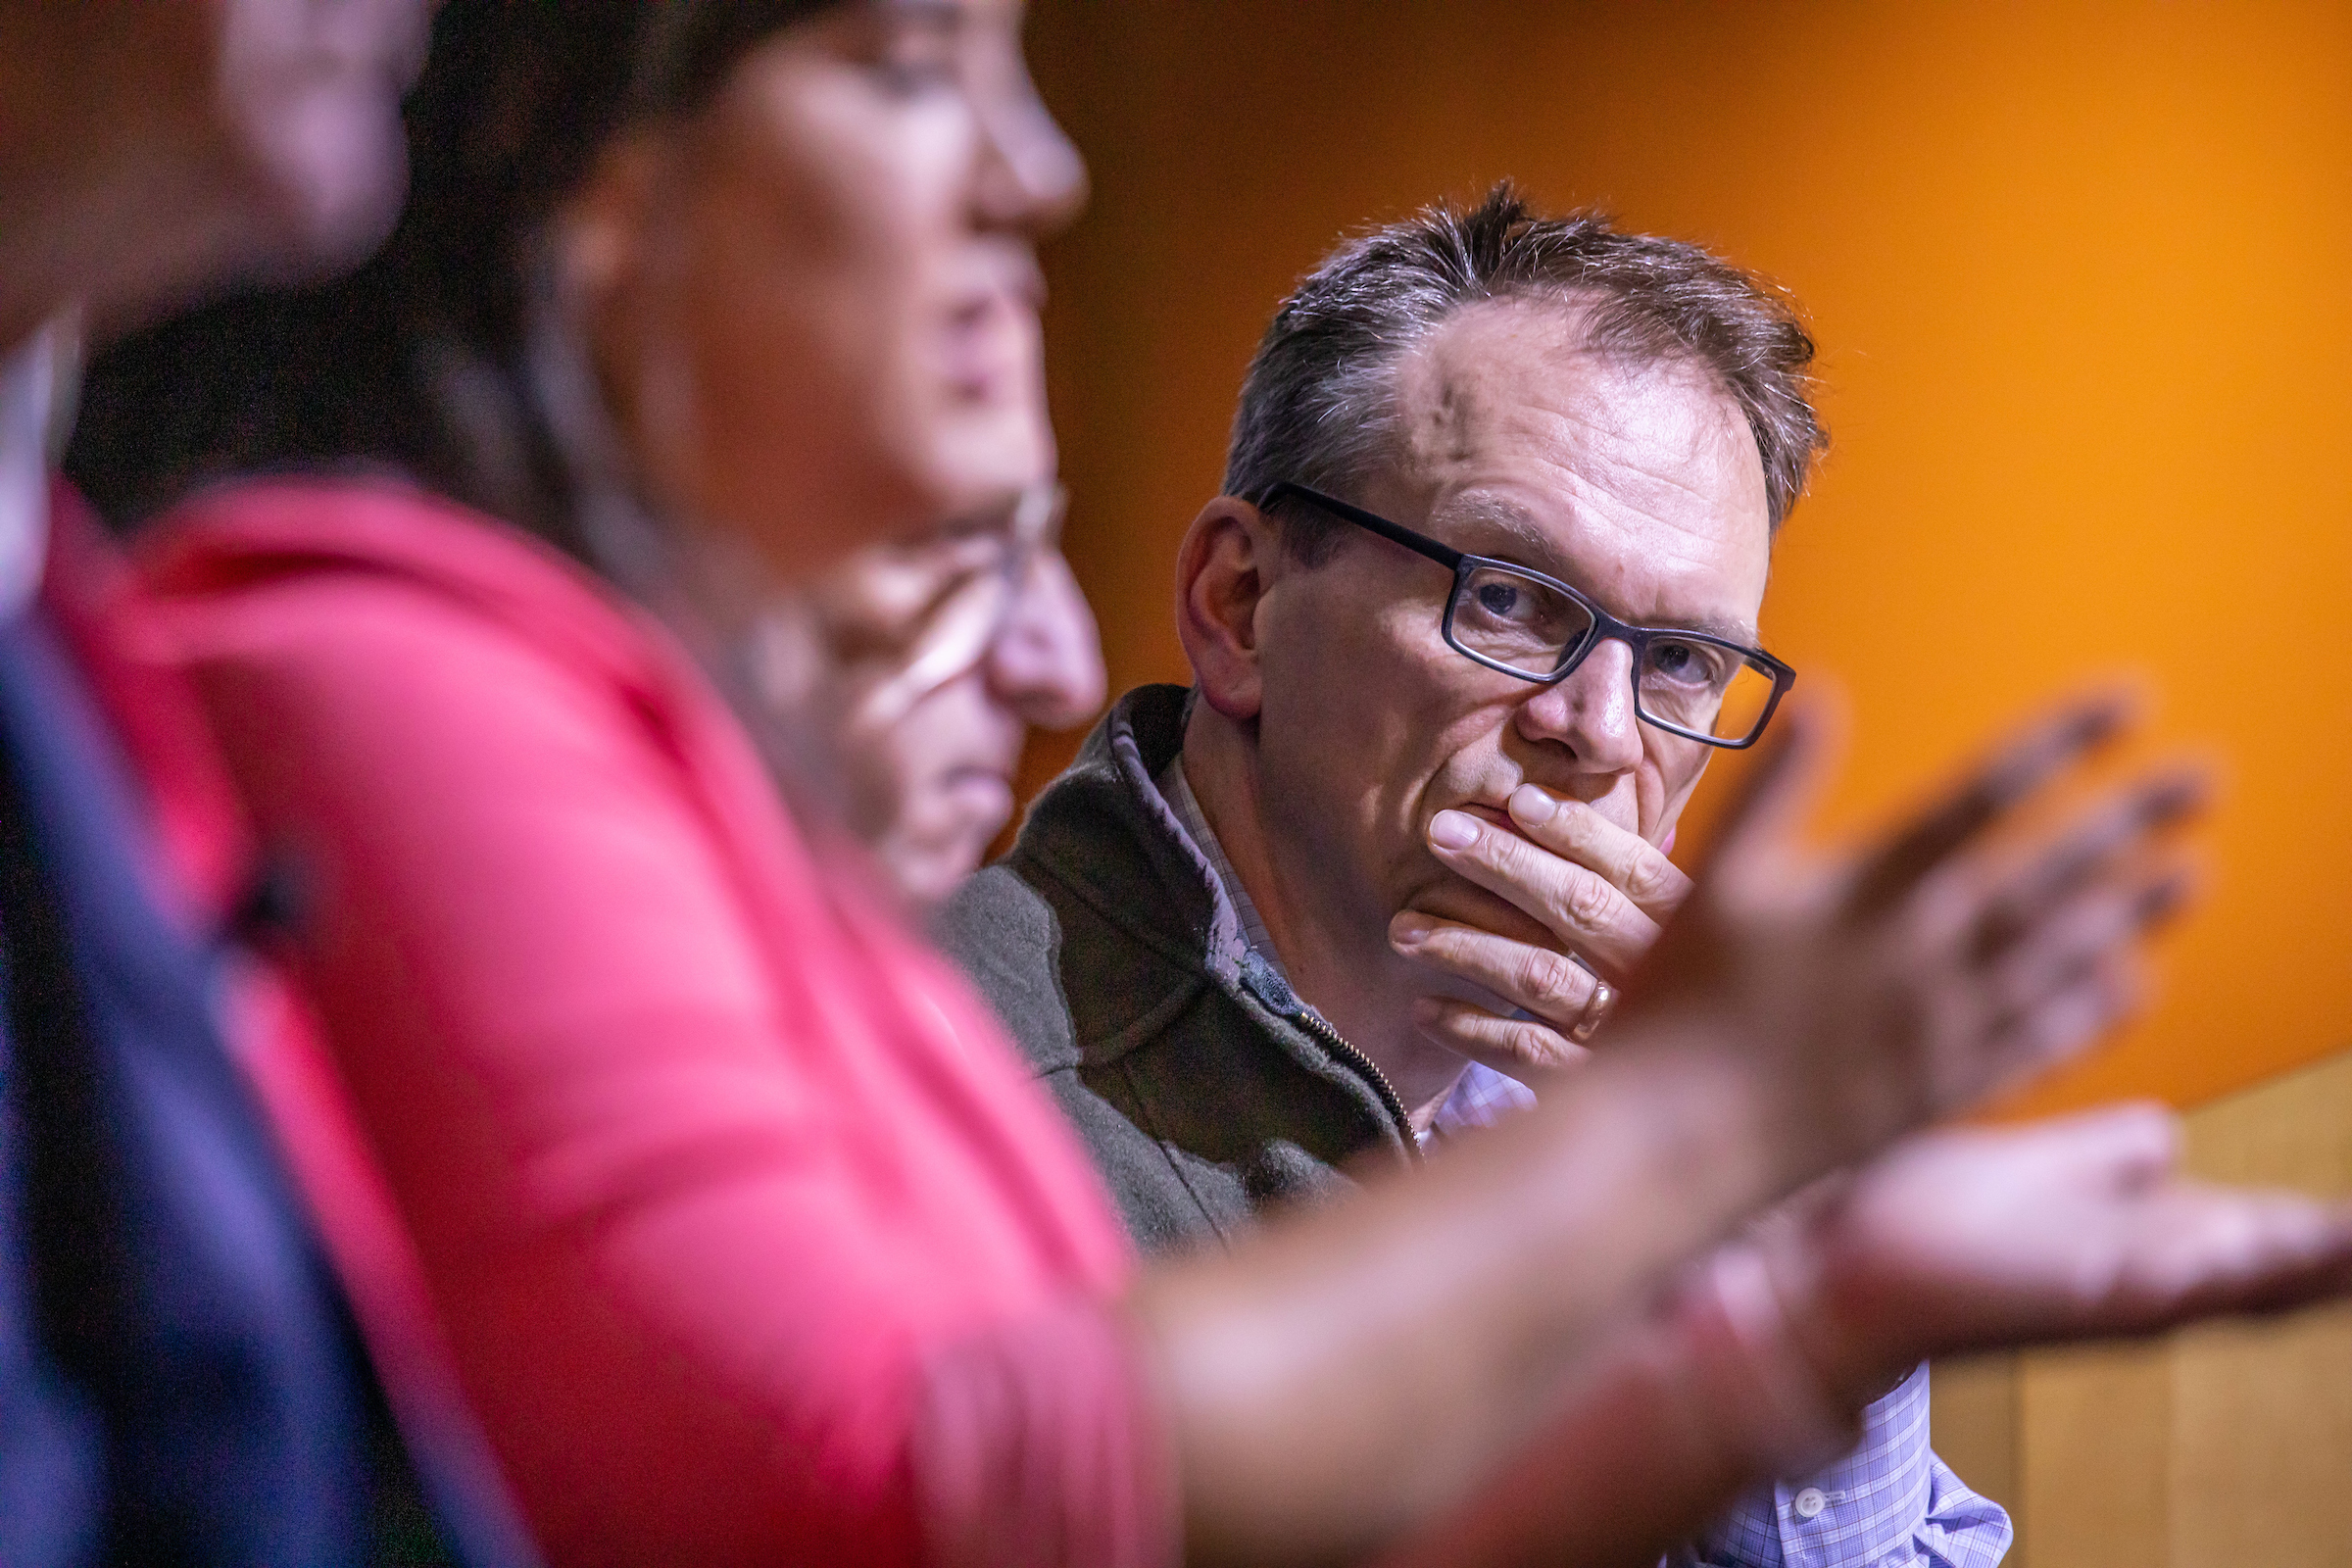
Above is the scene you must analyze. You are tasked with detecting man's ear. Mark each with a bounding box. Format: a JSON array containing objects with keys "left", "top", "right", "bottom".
[{"left": 1174, "top": 496, "right": 1282, "bottom": 722}]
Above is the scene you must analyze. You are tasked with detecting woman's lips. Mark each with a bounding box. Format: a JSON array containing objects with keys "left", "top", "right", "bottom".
[{"left": 940, "top": 295, "right": 1037, "bottom": 403}]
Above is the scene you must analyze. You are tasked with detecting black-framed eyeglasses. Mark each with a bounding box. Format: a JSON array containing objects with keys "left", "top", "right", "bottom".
[{"left": 1261, "top": 482, "right": 1796, "bottom": 750}]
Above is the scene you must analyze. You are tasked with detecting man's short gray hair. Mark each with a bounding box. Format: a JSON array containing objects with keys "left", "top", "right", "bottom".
[{"left": 1224, "top": 183, "right": 1825, "bottom": 561}]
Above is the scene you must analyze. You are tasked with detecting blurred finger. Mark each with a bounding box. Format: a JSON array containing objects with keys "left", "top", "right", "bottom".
[
  {"left": 1908, "top": 1102, "right": 2180, "bottom": 1201},
  {"left": 1410, "top": 996, "right": 1592, "bottom": 1079},
  {"left": 1973, "top": 769, "right": 2208, "bottom": 961},
  {"left": 1846, "top": 690, "right": 2136, "bottom": 921},
  {"left": 1983, "top": 862, "right": 2197, "bottom": 1025},
  {"left": 1391, "top": 912, "right": 1608, "bottom": 1030},
  {"left": 2021, "top": 1101, "right": 2182, "bottom": 1185},
  {"left": 2113, "top": 1190, "right": 2352, "bottom": 1328},
  {"left": 1979, "top": 948, "right": 2149, "bottom": 1095},
  {"left": 1690, "top": 692, "right": 1842, "bottom": 887}
]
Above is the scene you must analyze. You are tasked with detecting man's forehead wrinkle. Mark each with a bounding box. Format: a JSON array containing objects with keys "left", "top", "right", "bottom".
[
  {"left": 1418, "top": 378, "right": 1749, "bottom": 537},
  {"left": 1369, "top": 293, "right": 1771, "bottom": 634}
]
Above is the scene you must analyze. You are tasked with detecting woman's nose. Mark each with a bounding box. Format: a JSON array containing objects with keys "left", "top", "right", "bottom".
[{"left": 987, "top": 550, "right": 1105, "bottom": 731}]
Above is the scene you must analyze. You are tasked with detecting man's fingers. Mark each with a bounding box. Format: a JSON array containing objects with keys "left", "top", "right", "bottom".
[
  {"left": 1391, "top": 912, "right": 1610, "bottom": 1031},
  {"left": 1409, "top": 996, "right": 1592, "bottom": 1079},
  {"left": 2005, "top": 1101, "right": 2181, "bottom": 1186},
  {"left": 1504, "top": 786, "right": 1693, "bottom": 921},
  {"left": 1422, "top": 813, "right": 1660, "bottom": 975},
  {"left": 1846, "top": 689, "right": 2136, "bottom": 921},
  {"left": 1978, "top": 948, "right": 2149, "bottom": 1094},
  {"left": 1973, "top": 769, "right": 2208, "bottom": 962}
]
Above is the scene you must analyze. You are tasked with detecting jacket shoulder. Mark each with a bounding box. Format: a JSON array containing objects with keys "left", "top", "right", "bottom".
[
  {"left": 934, "top": 854, "right": 1200, "bottom": 1071},
  {"left": 934, "top": 863, "right": 1077, "bottom": 1075}
]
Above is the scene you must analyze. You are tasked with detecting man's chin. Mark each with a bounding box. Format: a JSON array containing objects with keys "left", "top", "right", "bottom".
[
  {"left": 881, "top": 791, "right": 1016, "bottom": 908},
  {"left": 935, "top": 771, "right": 1015, "bottom": 845},
  {"left": 881, "top": 835, "right": 988, "bottom": 912}
]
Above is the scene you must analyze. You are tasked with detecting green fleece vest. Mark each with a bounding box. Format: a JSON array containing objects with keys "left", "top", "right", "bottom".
[{"left": 933, "top": 684, "right": 1414, "bottom": 1255}]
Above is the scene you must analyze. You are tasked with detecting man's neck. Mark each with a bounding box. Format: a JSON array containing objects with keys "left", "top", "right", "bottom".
[{"left": 1178, "top": 704, "right": 1469, "bottom": 1128}]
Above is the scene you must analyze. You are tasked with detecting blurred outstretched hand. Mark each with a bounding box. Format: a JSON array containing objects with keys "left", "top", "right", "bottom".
[
  {"left": 1618, "top": 685, "right": 2202, "bottom": 1179},
  {"left": 1750, "top": 1102, "right": 2352, "bottom": 1408}
]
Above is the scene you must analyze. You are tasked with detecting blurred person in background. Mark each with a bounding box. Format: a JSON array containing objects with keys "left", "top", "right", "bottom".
[
  {"left": 0, "top": 2, "right": 533, "bottom": 1564},
  {"left": 70, "top": 10, "right": 1105, "bottom": 920},
  {"left": 940, "top": 185, "right": 2028, "bottom": 1566},
  {"left": 73, "top": 2, "right": 2352, "bottom": 1565},
  {"left": 748, "top": 478, "right": 1103, "bottom": 909}
]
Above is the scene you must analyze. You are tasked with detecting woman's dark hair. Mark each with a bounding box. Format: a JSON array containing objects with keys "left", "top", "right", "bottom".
[{"left": 65, "top": 0, "right": 840, "bottom": 543}]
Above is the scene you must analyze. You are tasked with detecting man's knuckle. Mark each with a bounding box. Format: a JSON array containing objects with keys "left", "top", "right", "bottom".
[
  {"left": 1522, "top": 950, "right": 1585, "bottom": 1010},
  {"left": 1513, "top": 1021, "right": 1574, "bottom": 1070},
  {"left": 1628, "top": 851, "right": 1688, "bottom": 905},
  {"left": 1564, "top": 873, "right": 1617, "bottom": 931}
]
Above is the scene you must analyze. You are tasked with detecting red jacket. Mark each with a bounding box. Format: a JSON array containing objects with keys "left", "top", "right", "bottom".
[
  {"left": 43, "top": 479, "right": 531, "bottom": 1558},
  {"left": 140, "top": 479, "right": 1166, "bottom": 1568}
]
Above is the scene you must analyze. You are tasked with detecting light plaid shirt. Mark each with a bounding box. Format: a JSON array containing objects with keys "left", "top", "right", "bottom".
[{"left": 1160, "top": 757, "right": 2012, "bottom": 1567}]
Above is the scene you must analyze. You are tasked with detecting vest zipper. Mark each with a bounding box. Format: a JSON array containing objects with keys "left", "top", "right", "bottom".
[{"left": 1290, "top": 1005, "right": 1421, "bottom": 1162}]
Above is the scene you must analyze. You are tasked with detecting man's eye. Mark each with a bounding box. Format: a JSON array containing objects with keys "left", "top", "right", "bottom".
[
  {"left": 1474, "top": 581, "right": 1532, "bottom": 621},
  {"left": 1648, "top": 639, "right": 1725, "bottom": 688},
  {"left": 871, "top": 23, "right": 960, "bottom": 94}
]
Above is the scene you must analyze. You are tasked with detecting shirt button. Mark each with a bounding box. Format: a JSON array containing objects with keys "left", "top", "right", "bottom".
[{"left": 1793, "top": 1487, "right": 1828, "bottom": 1520}]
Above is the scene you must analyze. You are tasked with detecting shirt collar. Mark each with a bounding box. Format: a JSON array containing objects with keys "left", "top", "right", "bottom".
[
  {"left": 1157, "top": 753, "right": 1286, "bottom": 985},
  {"left": 0, "top": 326, "right": 60, "bottom": 622}
]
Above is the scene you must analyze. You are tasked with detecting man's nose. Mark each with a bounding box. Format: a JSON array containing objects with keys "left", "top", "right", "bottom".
[
  {"left": 986, "top": 550, "right": 1106, "bottom": 731},
  {"left": 971, "top": 55, "right": 1090, "bottom": 240},
  {"left": 1516, "top": 637, "right": 1644, "bottom": 775}
]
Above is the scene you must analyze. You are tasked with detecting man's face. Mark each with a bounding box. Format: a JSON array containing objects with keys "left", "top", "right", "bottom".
[
  {"left": 0, "top": 0, "right": 426, "bottom": 337},
  {"left": 209, "top": 0, "right": 432, "bottom": 269},
  {"left": 1250, "top": 297, "right": 1772, "bottom": 960}
]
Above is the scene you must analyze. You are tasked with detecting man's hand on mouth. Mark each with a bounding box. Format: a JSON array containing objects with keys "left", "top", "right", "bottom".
[{"left": 1389, "top": 789, "right": 1692, "bottom": 1078}]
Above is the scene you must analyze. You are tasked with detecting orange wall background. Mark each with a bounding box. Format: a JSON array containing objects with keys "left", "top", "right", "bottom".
[{"left": 1020, "top": 0, "right": 2352, "bottom": 1115}]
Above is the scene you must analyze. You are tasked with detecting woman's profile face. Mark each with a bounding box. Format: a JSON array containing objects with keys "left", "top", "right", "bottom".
[{"left": 573, "top": 0, "right": 1085, "bottom": 585}]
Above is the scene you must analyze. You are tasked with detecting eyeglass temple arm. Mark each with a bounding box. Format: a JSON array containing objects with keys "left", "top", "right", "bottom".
[{"left": 1258, "top": 483, "right": 1466, "bottom": 572}]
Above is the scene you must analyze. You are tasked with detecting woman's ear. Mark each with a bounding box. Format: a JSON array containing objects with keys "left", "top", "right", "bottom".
[
  {"left": 554, "top": 131, "right": 667, "bottom": 303},
  {"left": 1174, "top": 497, "right": 1280, "bottom": 722}
]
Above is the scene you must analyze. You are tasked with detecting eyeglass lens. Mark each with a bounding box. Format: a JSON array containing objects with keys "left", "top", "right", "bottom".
[{"left": 1448, "top": 563, "right": 1777, "bottom": 744}]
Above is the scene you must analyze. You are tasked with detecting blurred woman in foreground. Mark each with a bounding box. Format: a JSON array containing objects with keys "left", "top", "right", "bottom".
[{"left": 102, "top": 2, "right": 2352, "bottom": 1563}]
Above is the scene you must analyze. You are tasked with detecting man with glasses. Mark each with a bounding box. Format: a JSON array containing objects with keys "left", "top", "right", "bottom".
[
  {"left": 938, "top": 186, "right": 2011, "bottom": 1565},
  {"left": 748, "top": 481, "right": 1105, "bottom": 910}
]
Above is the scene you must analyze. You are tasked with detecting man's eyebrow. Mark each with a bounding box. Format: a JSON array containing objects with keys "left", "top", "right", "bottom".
[
  {"left": 1438, "top": 493, "right": 1560, "bottom": 564},
  {"left": 1434, "top": 494, "right": 1761, "bottom": 645}
]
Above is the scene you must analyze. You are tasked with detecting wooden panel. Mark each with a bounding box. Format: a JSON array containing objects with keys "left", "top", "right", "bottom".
[
  {"left": 1997, "top": 1049, "right": 2352, "bottom": 1563},
  {"left": 2171, "top": 1311, "right": 2352, "bottom": 1568},
  {"left": 2020, "top": 1341, "right": 2173, "bottom": 1568},
  {"left": 2171, "top": 1051, "right": 2352, "bottom": 1567},
  {"left": 1931, "top": 1353, "right": 2025, "bottom": 1565}
]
